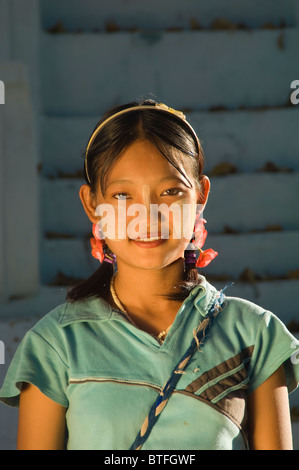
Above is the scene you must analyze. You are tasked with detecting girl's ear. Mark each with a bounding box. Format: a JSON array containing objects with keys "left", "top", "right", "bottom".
[
  {"left": 197, "top": 175, "right": 210, "bottom": 210},
  {"left": 79, "top": 184, "right": 98, "bottom": 224}
]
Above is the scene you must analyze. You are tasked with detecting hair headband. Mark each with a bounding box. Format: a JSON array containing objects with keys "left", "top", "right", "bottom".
[{"left": 84, "top": 102, "right": 200, "bottom": 184}]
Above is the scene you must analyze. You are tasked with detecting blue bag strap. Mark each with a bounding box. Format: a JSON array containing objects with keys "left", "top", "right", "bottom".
[{"left": 130, "top": 283, "right": 233, "bottom": 450}]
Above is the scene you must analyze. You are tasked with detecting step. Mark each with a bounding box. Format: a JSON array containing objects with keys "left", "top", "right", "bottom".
[
  {"left": 41, "top": 107, "right": 299, "bottom": 177},
  {"left": 190, "top": 107, "right": 299, "bottom": 174},
  {"left": 205, "top": 172, "right": 299, "bottom": 233},
  {"left": 41, "top": 172, "right": 299, "bottom": 237},
  {"left": 211, "top": 281, "right": 299, "bottom": 329},
  {"left": 41, "top": 230, "right": 299, "bottom": 283},
  {"left": 40, "top": 0, "right": 296, "bottom": 31},
  {"left": 205, "top": 230, "right": 299, "bottom": 279},
  {"left": 41, "top": 28, "right": 299, "bottom": 115}
]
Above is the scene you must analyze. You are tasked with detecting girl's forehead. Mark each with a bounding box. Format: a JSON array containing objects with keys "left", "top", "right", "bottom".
[
  {"left": 107, "top": 140, "right": 187, "bottom": 177},
  {"left": 95, "top": 139, "right": 198, "bottom": 198},
  {"left": 112, "top": 139, "right": 167, "bottom": 163}
]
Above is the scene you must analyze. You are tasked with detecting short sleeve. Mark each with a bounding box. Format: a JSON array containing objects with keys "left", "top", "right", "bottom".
[
  {"left": 0, "top": 329, "right": 69, "bottom": 408},
  {"left": 247, "top": 310, "right": 299, "bottom": 394}
]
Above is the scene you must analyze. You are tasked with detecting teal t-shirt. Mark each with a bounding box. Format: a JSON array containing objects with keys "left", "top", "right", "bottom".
[{"left": 0, "top": 276, "right": 299, "bottom": 450}]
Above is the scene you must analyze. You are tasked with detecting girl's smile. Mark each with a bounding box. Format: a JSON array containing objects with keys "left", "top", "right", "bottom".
[{"left": 130, "top": 237, "right": 166, "bottom": 248}]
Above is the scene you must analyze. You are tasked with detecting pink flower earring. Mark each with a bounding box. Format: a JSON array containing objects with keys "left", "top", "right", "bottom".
[
  {"left": 90, "top": 223, "right": 116, "bottom": 264},
  {"left": 186, "top": 216, "right": 218, "bottom": 268}
]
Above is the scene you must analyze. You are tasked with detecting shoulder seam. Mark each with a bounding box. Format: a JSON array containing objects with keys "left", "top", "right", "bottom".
[{"left": 29, "top": 329, "right": 69, "bottom": 369}]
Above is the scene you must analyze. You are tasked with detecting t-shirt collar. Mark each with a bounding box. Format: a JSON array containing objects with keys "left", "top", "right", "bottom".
[{"left": 58, "top": 275, "right": 218, "bottom": 327}]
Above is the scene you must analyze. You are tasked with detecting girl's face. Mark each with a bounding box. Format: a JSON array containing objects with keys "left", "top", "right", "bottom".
[{"left": 80, "top": 139, "right": 209, "bottom": 271}]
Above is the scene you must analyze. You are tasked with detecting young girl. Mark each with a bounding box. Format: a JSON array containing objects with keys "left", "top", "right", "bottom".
[{"left": 0, "top": 99, "right": 298, "bottom": 450}]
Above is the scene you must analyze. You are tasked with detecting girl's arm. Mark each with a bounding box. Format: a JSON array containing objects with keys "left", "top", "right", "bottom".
[
  {"left": 247, "top": 364, "right": 293, "bottom": 450},
  {"left": 17, "top": 383, "right": 67, "bottom": 450}
]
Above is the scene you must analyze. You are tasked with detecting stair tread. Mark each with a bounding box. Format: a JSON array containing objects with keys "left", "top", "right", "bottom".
[
  {"left": 41, "top": 0, "right": 296, "bottom": 31},
  {"left": 41, "top": 107, "right": 299, "bottom": 175},
  {"left": 41, "top": 29, "right": 299, "bottom": 114}
]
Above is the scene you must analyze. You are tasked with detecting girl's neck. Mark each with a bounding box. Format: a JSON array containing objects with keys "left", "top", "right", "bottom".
[{"left": 107, "top": 258, "right": 185, "bottom": 334}]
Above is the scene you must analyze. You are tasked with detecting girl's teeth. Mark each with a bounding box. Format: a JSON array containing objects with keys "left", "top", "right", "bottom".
[{"left": 135, "top": 237, "right": 161, "bottom": 241}]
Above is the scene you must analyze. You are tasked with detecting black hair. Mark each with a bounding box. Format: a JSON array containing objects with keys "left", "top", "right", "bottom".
[{"left": 67, "top": 99, "right": 205, "bottom": 303}]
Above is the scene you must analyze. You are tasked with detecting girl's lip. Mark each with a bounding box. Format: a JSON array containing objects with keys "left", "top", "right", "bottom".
[{"left": 130, "top": 238, "right": 166, "bottom": 248}]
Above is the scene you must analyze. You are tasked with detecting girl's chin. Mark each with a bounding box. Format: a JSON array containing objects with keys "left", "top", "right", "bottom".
[{"left": 107, "top": 238, "right": 188, "bottom": 268}]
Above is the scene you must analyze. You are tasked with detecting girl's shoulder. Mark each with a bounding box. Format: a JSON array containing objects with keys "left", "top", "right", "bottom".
[
  {"left": 210, "top": 289, "right": 299, "bottom": 395},
  {"left": 204, "top": 279, "right": 268, "bottom": 328},
  {"left": 30, "top": 295, "right": 112, "bottom": 336},
  {"left": 214, "top": 288, "right": 293, "bottom": 352}
]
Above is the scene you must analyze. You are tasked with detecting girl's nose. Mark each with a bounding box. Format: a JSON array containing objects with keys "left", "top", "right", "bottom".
[
  {"left": 142, "top": 184, "right": 151, "bottom": 210},
  {"left": 139, "top": 185, "right": 161, "bottom": 235}
]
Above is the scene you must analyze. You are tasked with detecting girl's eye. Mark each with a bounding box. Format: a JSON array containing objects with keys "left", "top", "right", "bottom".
[
  {"left": 113, "top": 193, "right": 129, "bottom": 200},
  {"left": 112, "top": 188, "right": 185, "bottom": 199},
  {"left": 162, "top": 188, "right": 184, "bottom": 196}
]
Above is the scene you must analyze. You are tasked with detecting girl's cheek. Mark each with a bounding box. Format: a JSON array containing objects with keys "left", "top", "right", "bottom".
[{"left": 168, "top": 198, "right": 197, "bottom": 241}]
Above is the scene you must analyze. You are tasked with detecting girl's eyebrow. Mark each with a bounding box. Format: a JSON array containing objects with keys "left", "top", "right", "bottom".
[
  {"left": 106, "top": 179, "right": 133, "bottom": 188},
  {"left": 106, "top": 176, "right": 190, "bottom": 189}
]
